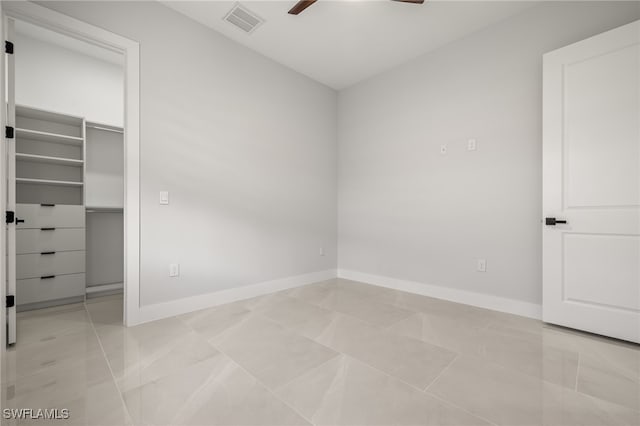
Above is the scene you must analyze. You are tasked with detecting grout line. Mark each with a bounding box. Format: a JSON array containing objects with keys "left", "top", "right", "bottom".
[
  {"left": 272, "top": 351, "right": 342, "bottom": 391},
  {"left": 177, "top": 304, "right": 318, "bottom": 424},
  {"left": 209, "top": 343, "right": 318, "bottom": 426},
  {"left": 84, "top": 300, "right": 135, "bottom": 426},
  {"left": 426, "top": 391, "right": 499, "bottom": 426},
  {"left": 574, "top": 352, "right": 581, "bottom": 392},
  {"left": 423, "top": 353, "right": 459, "bottom": 392}
]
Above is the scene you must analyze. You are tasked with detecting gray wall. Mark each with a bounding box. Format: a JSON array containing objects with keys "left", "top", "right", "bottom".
[
  {"left": 32, "top": 1, "right": 640, "bottom": 309},
  {"left": 337, "top": 2, "right": 640, "bottom": 305},
  {"left": 39, "top": 1, "right": 338, "bottom": 306}
]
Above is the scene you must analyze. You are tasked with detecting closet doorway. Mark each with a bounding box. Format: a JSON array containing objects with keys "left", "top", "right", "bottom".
[{"left": 2, "top": 8, "right": 137, "bottom": 346}]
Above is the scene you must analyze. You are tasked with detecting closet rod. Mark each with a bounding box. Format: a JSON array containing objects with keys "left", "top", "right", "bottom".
[{"left": 86, "top": 124, "right": 124, "bottom": 134}]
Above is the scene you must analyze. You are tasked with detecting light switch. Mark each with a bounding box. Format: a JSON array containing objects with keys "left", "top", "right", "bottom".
[
  {"left": 160, "top": 191, "right": 169, "bottom": 205},
  {"left": 169, "top": 264, "right": 180, "bottom": 277},
  {"left": 477, "top": 259, "right": 487, "bottom": 272}
]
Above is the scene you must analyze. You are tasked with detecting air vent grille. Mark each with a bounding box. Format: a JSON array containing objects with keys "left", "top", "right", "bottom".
[{"left": 224, "top": 3, "right": 264, "bottom": 34}]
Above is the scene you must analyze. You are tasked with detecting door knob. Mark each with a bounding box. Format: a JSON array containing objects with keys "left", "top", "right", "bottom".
[{"left": 545, "top": 217, "right": 567, "bottom": 226}]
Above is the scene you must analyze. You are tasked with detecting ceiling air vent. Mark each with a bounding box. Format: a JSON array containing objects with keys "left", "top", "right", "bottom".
[{"left": 224, "top": 3, "right": 264, "bottom": 34}]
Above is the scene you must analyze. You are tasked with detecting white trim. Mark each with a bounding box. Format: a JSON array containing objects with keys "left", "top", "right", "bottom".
[
  {"left": 135, "top": 269, "right": 338, "bottom": 325},
  {"left": 86, "top": 282, "right": 124, "bottom": 294},
  {"left": 338, "top": 269, "right": 542, "bottom": 320},
  {"left": 3, "top": 2, "right": 141, "bottom": 327},
  {"left": 0, "top": 0, "right": 6, "bottom": 364}
]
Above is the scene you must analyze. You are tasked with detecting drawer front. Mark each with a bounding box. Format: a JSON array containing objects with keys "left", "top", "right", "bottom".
[
  {"left": 17, "top": 251, "right": 85, "bottom": 280},
  {"left": 17, "top": 273, "right": 85, "bottom": 305},
  {"left": 17, "top": 228, "right": 85, "bottom": 254},
  {"left": 16, "top": 204, "right": 85, "bottom": 229}
]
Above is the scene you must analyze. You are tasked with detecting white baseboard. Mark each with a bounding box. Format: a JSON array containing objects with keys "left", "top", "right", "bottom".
[
  {"left": 337, "top": 269, "right": 542, "bottom": 320},
  {"left": 133, "top": 269, "right": 337, "bottom": 325}
]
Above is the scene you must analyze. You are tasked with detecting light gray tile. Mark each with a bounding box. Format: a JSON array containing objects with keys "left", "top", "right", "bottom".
[
  {"left": 577, "top": 352, "right": 640, "bottom": 411},
  {"left": 115, "top": 331, "right": 220, "bottom": 393},
  {"left": 85, "top": 295, "right": 123, "bottom": 326},
  {"left": 4, "top": 328, "right": 103, "bottom": 382},
  {"left": 429, "top": 355, "right": 640, "bottom": 426},
  {"left": 317, "top": 287, "right": 413, "bottom": 327},
  {"left": 211, "top": 315, "right": 339, "bottom": 389},
  {"left": 16, "top": 304, "right": 93, "bottom": 346},
  {"left": 253, "top": 295, "right": 337, "bottom": 336},
  {"left": 389, "top": 312, "right": 580, "bottom": 389},
  {"left": 315, "top": 314, "right": 457, "bottom": 389},
  {"left": 5, "top": 361, "right": 130, "bottom": 426},
  {"left": 178, "top": 302, "right": 253, "bottom": 340},
  {"left": 122, "top": 354, "right": 310, "bottom": 426},
  {"left": 275, "top": 355, "right": 490, "bottom": 426}
]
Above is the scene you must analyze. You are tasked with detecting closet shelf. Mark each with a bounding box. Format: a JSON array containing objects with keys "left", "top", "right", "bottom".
[
  {"left": 16, "top": 178, "right": 84, "bottom": 187},
  {"left": 86, "top": 206, "right": 123, "bottom": 212},
  {"left": 16, "top": 128, "right": 84, "bottom": 145},
  {"left": 16, "top": 153, "right": 84, "bottom": 167}
]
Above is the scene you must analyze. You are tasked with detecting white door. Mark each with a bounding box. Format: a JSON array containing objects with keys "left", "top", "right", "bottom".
[
  {"left": 4, "top": 17, "right": 15, "bottom": 345},
  {"left": 543, "top": 20, "right": 640, "bottom": 343}
]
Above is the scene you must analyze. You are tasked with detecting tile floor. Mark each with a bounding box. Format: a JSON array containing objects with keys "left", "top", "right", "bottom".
[{"left": 2, "top": 279, "right": 639, "bottom": 425}]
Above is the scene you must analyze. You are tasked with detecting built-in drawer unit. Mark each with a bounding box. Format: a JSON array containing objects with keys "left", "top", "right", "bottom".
[
  {"left": 16, "top": 203, "right": 85, "bottom": 229},
  {"left": 17, "top": 251, "right": 85, "bottom": 280},
  {"left": 17, "top": 273, "right": 86, "bottom": 305},
  {"left": 17, "top": 228, "right": 85, "bottom": 254}
]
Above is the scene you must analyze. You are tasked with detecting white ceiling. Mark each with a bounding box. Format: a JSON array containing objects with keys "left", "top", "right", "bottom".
[
  {"left": 162, "top": 0, "right": 539, "bottom": 89},
  {"left": 15, "top": 20, "right": 123, "bottom": 65}
]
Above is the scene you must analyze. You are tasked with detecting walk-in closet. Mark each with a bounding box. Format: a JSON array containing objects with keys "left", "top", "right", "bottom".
[{"left": 12, "top": 20, "right": 124, "bottom": 316}]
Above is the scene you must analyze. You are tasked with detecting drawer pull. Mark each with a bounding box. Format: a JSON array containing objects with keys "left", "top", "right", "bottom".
[
  {"left": 40, "top": 251, "right": 56, "bottom": 255},
  {"left": 40, "top": 227, "right": 56, "bottom": 231},
  {"left": 40, "top": 203, "right": 56, "bottom": 207},
  {"left": 40, "top": 275, "right": 56, "bottom": 280}
]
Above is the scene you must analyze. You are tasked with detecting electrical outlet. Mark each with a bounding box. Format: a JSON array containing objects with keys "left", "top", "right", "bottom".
[
  {"left": 440, "top": 144, "right": 447, "bottom": 155},
  {"left": 476, "top": 259, "right": 487, "bottom": 272},
  {"left": 467, "top": 139, "right": 477, "bottom": 151},
  {"left": 169, "top": 263, "right": 180, "bottom": 277}
]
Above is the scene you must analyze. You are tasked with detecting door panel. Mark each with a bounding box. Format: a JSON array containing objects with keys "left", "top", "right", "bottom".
[
  {"left": 563, "top": 234, "right": 639, "bottom": 311},
  {"left": 543, "top": 20, "right": 640, "bottom": 343},
  {"left": 565, "top": 45, "right": 639, "bottom": 208}
]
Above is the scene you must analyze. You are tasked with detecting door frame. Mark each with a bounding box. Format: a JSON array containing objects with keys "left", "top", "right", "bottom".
[{"left": 0, "top": 1, "right": 141, "bottom": 353}]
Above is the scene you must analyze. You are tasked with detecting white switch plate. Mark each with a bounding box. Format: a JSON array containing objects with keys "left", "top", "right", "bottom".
[
  {"left": 476, "top": 259, "right": 487, "bottom": 272},
  {"left": 440, "top": 144, "right": 447, "bottom": 155},
  {"left": 467, "top": 139, "right": 477, "bottom": 151},
  {"left": 169, "top": 263, "right": 180, "bottom": 277},
  {"left": 319, "top": 247, "right": 325, "bottom": 256},
  {"left": 160, "top": 191, "right": 169, "bottom": 205}
]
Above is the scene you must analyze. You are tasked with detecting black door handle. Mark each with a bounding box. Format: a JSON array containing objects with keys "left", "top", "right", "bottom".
[
  {"left": 15, "top": 218, "right": 24, "bottom": 225},
  {"left": 545, "top": 217, "right": 567, "bottom": 226}
]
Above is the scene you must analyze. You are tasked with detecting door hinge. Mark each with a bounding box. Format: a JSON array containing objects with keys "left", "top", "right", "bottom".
[
  {"left": 5, "top": 126, "right": 14, "bottom": 139},
  {"left": 6, "top": 295, "right": 15, "bottom": 308},
  {"left": 5, "top": 41, "right": 14, "bottom": 54},
  {"left": 5, "top": 210, "right": 15, "bottom": 224}
]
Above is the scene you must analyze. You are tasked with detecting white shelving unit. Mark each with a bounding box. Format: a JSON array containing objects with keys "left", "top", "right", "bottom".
[
  {"left": 16, "top": 128, "right": 84, "bottom": 145},
  {"left": 16, "top": 153, "right": 84, "bottom": 167},
  {"left": 16, "top": 177, "right": 84, "bottom": 187},
  {"left": 15, "top": 105, "right": 87, "bottom": 311}
]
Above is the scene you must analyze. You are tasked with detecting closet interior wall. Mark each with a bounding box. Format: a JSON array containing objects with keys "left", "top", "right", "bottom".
[{"left": 85, "top": 124, "right": 124, "bottom": 297}]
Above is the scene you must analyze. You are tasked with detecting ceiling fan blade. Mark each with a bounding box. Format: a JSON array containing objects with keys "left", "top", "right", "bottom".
[
  {"left": 391, "top": 0, "right": 425, "bottom": 3},
  {"left": 288, "top": 0, "right": 318, "bottom": 15}
]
